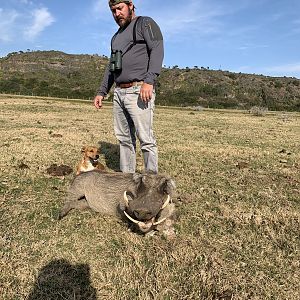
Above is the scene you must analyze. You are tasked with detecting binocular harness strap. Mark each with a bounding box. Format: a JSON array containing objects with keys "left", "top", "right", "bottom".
[{"left": 111, "top": 16, "right": 147, "bottom": 57}]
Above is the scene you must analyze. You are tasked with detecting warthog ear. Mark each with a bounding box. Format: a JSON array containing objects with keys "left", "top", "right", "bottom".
[
  {"left": 132, "top": 173, "right": 143, "bottom": 184},
  {"left": 160, "top": 178, "right": 176, "bottom": 195}
]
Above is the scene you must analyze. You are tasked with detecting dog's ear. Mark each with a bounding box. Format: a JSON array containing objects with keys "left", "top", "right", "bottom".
[{"left": 81, "top": 146, "right": 87, "bottom": 153}]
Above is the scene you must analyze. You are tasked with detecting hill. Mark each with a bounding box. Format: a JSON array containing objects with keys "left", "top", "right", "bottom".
[{"left": 0, "top": 50, "right": 300, "bottom": 111}]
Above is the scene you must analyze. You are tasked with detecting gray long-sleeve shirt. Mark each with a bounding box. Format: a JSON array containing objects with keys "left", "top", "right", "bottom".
[{"left": 97, "top": 16, "right": 164, "bottom": 96}]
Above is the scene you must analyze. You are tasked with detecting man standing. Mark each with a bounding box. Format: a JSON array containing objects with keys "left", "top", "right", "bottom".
[{"left": 94, "top": 0, "right": 164, "bottom": 174}]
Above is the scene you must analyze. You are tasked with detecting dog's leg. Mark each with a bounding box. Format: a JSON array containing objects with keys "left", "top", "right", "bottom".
[
  {"left": 58, "top": 193, "right": 89, "bottom": 220},
  {"left": 96, "top": 163, "right": 105, "bottom": 171}
]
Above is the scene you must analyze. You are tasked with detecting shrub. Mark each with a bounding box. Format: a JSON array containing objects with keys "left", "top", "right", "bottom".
[{"left": 249, "top": 106, "right": 268, "bottom": 116}]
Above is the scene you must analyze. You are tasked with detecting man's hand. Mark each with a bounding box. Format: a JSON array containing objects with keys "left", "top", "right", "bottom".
[
  {"left": 94, "top": 95, "right": 104, "bottom": 109},
  {"left": 140, "top": 83, "right": 153, "bottom": 102}
]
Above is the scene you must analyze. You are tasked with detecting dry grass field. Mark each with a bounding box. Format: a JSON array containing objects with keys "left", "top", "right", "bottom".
[{"left": 0, "top": 95, "right": 299, "bottom": 300}]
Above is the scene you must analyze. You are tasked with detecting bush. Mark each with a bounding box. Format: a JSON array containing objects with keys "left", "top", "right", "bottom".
[{"left": 249, "top": 106, "right": 268, "bottom": 116}]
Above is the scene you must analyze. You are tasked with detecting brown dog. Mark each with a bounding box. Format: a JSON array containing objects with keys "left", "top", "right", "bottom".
[{"left": 76, "top": 146, "right": 105, "bottom": 175}]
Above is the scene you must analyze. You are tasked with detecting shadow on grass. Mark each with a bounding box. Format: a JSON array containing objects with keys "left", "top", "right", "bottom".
[
  {"left": 27, "top": 259, "right": 97, "bottom": 300},
  {"left": 99, "top": 141, "right": 120, "bottom": 171}
]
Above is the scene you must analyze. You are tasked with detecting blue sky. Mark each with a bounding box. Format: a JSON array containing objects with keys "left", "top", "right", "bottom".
[{"left": 1, "top": 0, "right": 300, "bottom": 78}]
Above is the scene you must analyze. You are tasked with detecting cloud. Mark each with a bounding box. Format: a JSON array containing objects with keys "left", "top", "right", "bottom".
[
  {"left": 234, "top": 63, "right": 300, "bottom": 78},
  {"left": 233, "top": 65, "right": 252, "bottom": 73},
  {"left": 154, "top": 1, "right": 225, "bottom": 39},
  {"left": 237, "top": 44, "right": 269, "bottom": 51},
  {"left": 290, "top": 19, "right": 300, "bottom": 34},
  {"left": 148, "top": 0, "right": 250, "bottom": 42},
  {"left": 90, "top": 0, "right": 226, "bottom": 38},
  {"left": 265, "top": 63, "right": 300, "bottom": 74},
  {"left": 293, "top": 19, "right": 300, "bottom": 25},
  {"left": 0, "top": 8, "right": 19, "bottom": 42},
  {"left": 24, "top": 7, "right": 55, "bottom": 40},
  {"left": 92, "top": 0, "right": 111, "bottom": 20},
  {"left": 20, "top": 0, "right": 33, "bottom": 4},
  {"left": 90, "top": 0, "right": 249, "bottom": 42}
]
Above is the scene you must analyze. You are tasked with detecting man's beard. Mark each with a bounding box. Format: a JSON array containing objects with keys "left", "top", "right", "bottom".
[{"left": 115, "top": 7, "right": 133, "bottom": 28}]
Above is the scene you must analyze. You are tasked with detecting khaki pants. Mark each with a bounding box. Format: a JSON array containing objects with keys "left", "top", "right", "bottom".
[{"left": 113, "top": 85, "right": 158, "bottom": 173}]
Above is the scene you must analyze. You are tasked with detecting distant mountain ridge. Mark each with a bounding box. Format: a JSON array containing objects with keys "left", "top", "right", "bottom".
[{"left": 0, "top": 50, "right": 299, "bottom": 111}]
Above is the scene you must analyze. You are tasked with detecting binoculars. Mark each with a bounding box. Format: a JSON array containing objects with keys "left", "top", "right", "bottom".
[{"left": 109, "top": 50, "right": 122, "bottom": 72}]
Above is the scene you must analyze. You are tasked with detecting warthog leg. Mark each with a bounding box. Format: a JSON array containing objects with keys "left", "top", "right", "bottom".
[{"left": 58, "top": 194, "right": 89, "bottom": 220}]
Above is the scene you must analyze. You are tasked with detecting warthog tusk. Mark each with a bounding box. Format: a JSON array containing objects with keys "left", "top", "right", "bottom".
[
  {"left": 124, "top": 211, "right": 165, "bottom": 227},
  {"left": 123, "top": 191, "right": 129, "bottom": 207},
  {"left": 153, "top": 217, "right": 167, "bottom": 226},
  {"left": 123, "top": 211, "right": 141, "bottom": 224},
  {"left": 161, "top": 195, "right": 170, "bottom": 210}
]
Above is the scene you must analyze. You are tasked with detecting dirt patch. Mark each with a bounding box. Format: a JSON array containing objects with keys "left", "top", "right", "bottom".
[{"left": 46, "top": 164, "right": 73, "bottom": 176}]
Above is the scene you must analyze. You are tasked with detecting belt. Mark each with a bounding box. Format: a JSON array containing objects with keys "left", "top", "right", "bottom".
[{"left": 116, "top": 81, "right": 144, "bottom": 88}]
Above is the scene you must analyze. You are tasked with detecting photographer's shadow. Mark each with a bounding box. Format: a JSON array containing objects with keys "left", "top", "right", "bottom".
[
  {"left": 27, "top": 259, "right": 97, "bottom": 300},
  {"left": 99, "top": 141, "right": 120, "bottom": 171}
]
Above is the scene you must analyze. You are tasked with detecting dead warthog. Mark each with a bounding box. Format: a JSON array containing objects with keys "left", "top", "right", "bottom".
[{"left": 58, "top": 171, "right": 177, "bottom": 236}]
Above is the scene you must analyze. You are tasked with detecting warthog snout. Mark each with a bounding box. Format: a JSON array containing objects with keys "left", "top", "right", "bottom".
[{"left": 133, "top": 208, "right": 153, "bottom": 220}]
